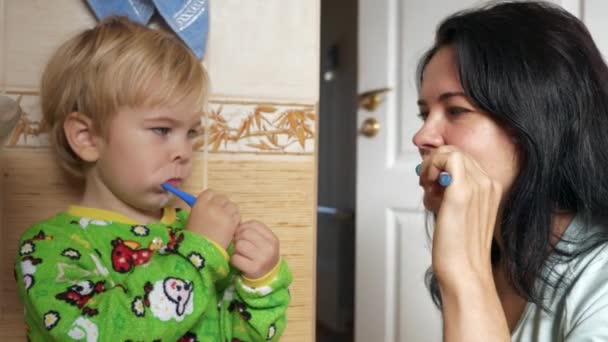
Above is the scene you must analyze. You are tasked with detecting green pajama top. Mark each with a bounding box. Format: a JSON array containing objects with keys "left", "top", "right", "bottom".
[{"left": 14, "top": 205, "right": 292, "bottom": 342}]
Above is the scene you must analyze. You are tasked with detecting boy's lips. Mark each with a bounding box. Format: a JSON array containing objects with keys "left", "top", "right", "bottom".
[{"left": 165, "top": 178, "right": 183, "bottom": 187}]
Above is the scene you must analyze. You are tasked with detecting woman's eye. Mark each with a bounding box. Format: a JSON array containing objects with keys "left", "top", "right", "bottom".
[
  {"left": 151, "top": 127, "right": 170, "bottom": 136},
  {"left": 417, "top": 111, "right": 429, "bottom": 121},
  {"left": 447, "top": 107, "right": 469, "bottom": 116}
]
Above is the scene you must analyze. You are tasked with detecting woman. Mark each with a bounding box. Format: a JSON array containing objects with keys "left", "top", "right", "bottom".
[{"left": 414, "top": 1, "right": 608, "bottom": 340}]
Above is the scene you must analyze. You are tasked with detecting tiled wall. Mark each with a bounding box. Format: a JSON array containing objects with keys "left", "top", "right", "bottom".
[{"left": 0, "top": 1, "right": 318, "bottom": 341}]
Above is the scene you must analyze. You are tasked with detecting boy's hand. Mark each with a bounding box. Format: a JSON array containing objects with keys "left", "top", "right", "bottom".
[
  {"left": 230, "top": 220, "right": 280, "bottom": 279},
  {"left": 186, "top": 190, "right": 240, "bottom": 249}
]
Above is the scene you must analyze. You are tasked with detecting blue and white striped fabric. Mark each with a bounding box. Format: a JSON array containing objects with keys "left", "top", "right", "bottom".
[{"left": 86, "top": 0, "right": 209, "bottom": 59}]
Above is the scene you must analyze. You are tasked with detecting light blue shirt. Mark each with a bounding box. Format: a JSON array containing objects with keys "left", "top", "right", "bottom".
[{"left": 512, "top": 215, "right": 608, "bottom": 341}]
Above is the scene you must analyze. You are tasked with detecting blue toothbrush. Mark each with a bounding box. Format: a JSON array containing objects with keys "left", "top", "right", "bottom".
[
  {"left": 437, "top": 171, "right": 452, "bottom": 187},
  {"left": 161, "top": 183, "right": 197, "bottom": 207},
  {"left": 415, "top": 164, "right": 452, "bottom": 187}
]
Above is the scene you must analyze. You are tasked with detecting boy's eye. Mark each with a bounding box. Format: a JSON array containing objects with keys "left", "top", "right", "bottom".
[
  {"left": 187, "top": 128, "right": 202, "bottom": 138},
  {"left": 151, "top": 127, "right": 170, "bottom": 136}
]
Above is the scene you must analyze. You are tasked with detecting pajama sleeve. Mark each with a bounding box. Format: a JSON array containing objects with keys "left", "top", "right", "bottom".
[
  {"left": 220, "top": 259, "right": 293, "bottom": 341},
  {"left": 175, "top": 217, "right": 293, "bottom": 341},
  {"left": 159, "top": 208, "right": 294, "bottom": 341}
]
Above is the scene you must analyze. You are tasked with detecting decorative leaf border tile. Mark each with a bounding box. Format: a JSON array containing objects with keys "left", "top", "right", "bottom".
[
  {"left": 1, "top": 93, "right": 49, "bottom": 147},
  {"left": 203, "top": 101, "right": 316, "bottom": 154},
  {"left": 1, "top": 93, "right": 316, "bottom": 154}
]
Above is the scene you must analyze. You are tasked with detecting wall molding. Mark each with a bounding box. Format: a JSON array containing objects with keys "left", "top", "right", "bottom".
[{"left": 1, "top": 92, "right": 317, "bottom": 155}]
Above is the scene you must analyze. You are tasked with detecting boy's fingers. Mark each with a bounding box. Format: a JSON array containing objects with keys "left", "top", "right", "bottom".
[
  {"left": 235, "top": 221, "right": 255, "bottom": 235},
  {"left": 231, "top": 212, "right": 241, "bottom": 226},
  {"left": 211, "top": 194, "right": 229, "bottom": 207},
  {"left": 235, "top": 228, "right": 266, "bottom": 249},
  {"left": 197, "top": 189, "right": 215, "bottom": 204},
  {"left": 234, "top": 239, "right": 257, "bottom": 258},
  {"left": 230, "top": 253, "right": 255, "bottom": 271},
  {"left": 224, "top": 202, "right": 239, "bottom": 216},
  {"left": 237, "top": 220, "right": 276, "bottom": 241},
  {"left": 237, "top": 220, "right": 256, "bottom": 229}
]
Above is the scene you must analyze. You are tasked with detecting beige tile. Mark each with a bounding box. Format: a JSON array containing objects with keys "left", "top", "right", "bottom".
[
  {"left": 207, "top": 0, "right": 320, "bottom": 102},
  {"left": 1, "top": 0, "right": 5, "bottom": 92},
  {"left": 5, "top": 0, "right": 321, "bottom": 102},
  {"left": 5, "top": 0, "right": 96, "bottom": 91}
]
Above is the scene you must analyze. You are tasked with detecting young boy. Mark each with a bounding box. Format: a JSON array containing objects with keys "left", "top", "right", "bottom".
[{"left": 14, "top": 16, "right": 291, "bottom": 341}]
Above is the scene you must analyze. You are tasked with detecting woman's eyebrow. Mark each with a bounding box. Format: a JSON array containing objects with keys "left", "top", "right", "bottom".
[{"left": 417, "top": 91, "right": 466, "bottom": 106}]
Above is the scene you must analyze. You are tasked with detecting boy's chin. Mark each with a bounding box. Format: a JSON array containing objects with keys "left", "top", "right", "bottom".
[
  {"left": 158, "top": 195, "right": 171, "bottom": 208},
  {"left": 153, "top": 192, "right": 171, "bottom": 208},
  {"left": 134, "top": 193, "right": 170, "bottom": 211}
]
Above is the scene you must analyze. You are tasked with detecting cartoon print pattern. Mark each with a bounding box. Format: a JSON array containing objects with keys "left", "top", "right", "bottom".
[
  {"left": 18, "top": 231, "right": 53, "bottom": 292},
  {"left": 55, "top": 281, "right": 106, "bottom": 316},
  {"left": 16, "top": 213, "right": 290, "bottom": 340}
]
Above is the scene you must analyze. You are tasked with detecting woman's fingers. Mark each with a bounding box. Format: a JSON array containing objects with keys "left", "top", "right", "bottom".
[{"left": 418, "top": 145, "right": 502, "bottom": 282}]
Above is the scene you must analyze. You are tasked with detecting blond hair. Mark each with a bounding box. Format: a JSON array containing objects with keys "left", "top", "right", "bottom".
[{"left": 41, "top": 16, "right": 208, "bottom": 177}]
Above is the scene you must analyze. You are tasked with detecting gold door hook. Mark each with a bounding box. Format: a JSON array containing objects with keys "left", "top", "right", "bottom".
[{"left": 358, "top": 87, "right": 392, "bottom": 112}]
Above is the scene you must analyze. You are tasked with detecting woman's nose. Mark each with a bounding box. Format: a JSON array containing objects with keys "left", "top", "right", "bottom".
[{"left": 412, "top": 116, "right": 445, "bottom": 151}]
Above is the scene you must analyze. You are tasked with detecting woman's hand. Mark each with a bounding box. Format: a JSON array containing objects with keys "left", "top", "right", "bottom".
[
  {"left": 419, "top": 146, "right": 511, "bottom": 341},
  {"left": 418, "top": 145, "right": 502, "bottom": 287}
]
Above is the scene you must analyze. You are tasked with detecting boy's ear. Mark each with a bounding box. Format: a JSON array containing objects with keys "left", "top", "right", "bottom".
[{"left": 63, "top": 112, "right": 102, "bottom": 162}]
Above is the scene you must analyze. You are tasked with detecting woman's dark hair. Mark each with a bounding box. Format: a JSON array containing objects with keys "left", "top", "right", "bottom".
[{"left": 418, "top": 1, "right": 608, "bottom": 308}]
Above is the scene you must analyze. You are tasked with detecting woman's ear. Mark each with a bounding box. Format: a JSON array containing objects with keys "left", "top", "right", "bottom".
[{"left": 63, "top": 112, "right": 102, "bottom": 162}]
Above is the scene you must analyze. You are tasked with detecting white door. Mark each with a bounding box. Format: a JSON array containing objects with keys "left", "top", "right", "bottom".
[{"left": 355, "top": 1, "right": 607, "bottom": 341}]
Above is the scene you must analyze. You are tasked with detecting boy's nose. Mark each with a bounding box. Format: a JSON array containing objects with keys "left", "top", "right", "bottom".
[
  {"left": 172, "top": 139, "right": 193, "bottom": 163},
  {"left": 412, "top": 117, "right": 445, "bottom": 152}
]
